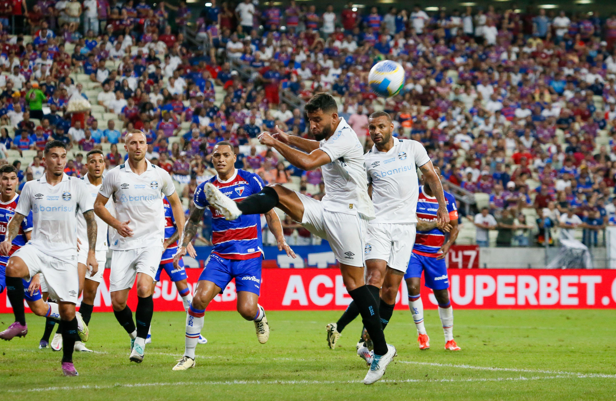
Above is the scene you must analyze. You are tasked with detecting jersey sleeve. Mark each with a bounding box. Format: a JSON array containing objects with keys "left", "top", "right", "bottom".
[
  {"left": 77, "top": 180, "right": 94, "bottom": 213},
  {"left": 193, "top": 182, "right": 208, "bottom": 209},
  {"left": 21, "top": 211, "right": 33, "bottom": 233},
  {"left": 158, "top": 168, "right": 176, "bottom": 197},
  {"left": 446, "top": 192, "right": 458, "bottom": 219},
  {"left": 99, "top": 169, "right": 116, "bottom": 199},
  {"left": 248, "top": 171, "right": 265, "bottom": 194},
  {"left": 411, "top": 140, "right": 431, "bottom": 168},
  {"left": 15, "top": 182, "right": 32, "bottom": 217},
  {"left": 320, "top": 128, "right": 354, "bottom": 163}
]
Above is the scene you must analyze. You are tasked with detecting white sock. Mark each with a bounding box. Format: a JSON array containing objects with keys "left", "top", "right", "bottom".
[
  {"left": 181, "top": 294, "right": 193, "bottom": 313},
  {"left": 438, "top": 306, "right": 454, "bottom": 342},
  {"left": 134, "top": 337, "right": 145, "bottom": 349},
  {"left": 130, "top": 330, "right": 137, "bottom": 340},
  {"left": 185, "top": 304, "right": 205, "bottom": 359},
  {"left": 254, "top": 304, "right": 265, "bottom": 322},
  {"left": 46, "top": 302, "right": 61, "bottom": 321},
  {"left": 409, "top": 296, "right": 427, "bottom": 335}
]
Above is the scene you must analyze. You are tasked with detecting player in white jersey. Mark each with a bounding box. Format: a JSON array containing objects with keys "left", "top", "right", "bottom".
[
  {"left": 203, "top": 94, "right": 393, "bottom": 384},
  {"left": 94, "top": 131, "right": 184, "bottom": 363},
  {"left": 326, "top": 112, "right": 450, "bottom": 365},
  {"left": 0, "top": 140, "right": 98, "bottom": 376},
  {"left": 40, "top": 150, "right": 112, "bottom": 353}
]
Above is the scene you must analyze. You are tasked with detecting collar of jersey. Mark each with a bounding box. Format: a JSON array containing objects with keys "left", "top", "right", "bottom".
[
  {"left": 40, "top": 173, "right": 69, "bottom": 184},
  {"left": 420, "top": 185, "right": 436, "bottom": 200},
  {"left": 372, "top": 137, "right": 399, "bottom": 154},
  {"left": 216, "top": 169, "right": 237, "bottom": 184},
  {"left": 0, "top": 193, "right": 18, "bottom": 205},
  {"left": 123, "top": 159, "right": 153, "bottom": 174}
]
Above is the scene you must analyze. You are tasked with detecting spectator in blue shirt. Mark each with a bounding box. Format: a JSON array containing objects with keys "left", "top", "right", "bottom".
[
  {"left": 90, "top": 120, "right": 105, "bottom": 143},
  {"left": 533, "top": 9, "right": 549, "bottom": 38},
  {"left": 583, "top": 210, "right": 604, "bottom": 247},
  {"left": 243, "top": 115, "right": 261, "bottom": 138},
  {"left": 103, "top": 120, "right": 122, "bottom": 144}
]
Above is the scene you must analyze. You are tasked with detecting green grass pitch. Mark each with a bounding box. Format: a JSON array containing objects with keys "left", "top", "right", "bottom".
[{"left": 1, "top": 310, "right": 615, "bottom": 400}]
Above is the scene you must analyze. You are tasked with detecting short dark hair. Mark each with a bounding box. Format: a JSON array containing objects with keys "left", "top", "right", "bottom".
[
  {"left": 44, "top": 140, "right": 67, "bottom": 155},
  {"left": 214, "top": 141, "right": 234, "bottom": 152},
  {"left": 0, "top": 165, "right": 16, "bottom": 176},
  {"left": 11, "top": 160, "right": 20, "bottom": 168},
  {"left": 369, "top": 111, "right": 392, "bottom": 122},
  {"left": 86, "top": 149, "right": 105, "bottom": 159},
  {"left": 305, "top": 93, "right": 338, "bottom": 114}
]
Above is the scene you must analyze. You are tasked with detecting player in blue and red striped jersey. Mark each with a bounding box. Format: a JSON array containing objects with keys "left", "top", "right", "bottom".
[
  {"left": 148, "top": 196, "right": 206, "bottom": 345},
  {"left": 171, "top": 141, "right": 295, "bottom": 371},
  {"left": 0, "top": 164, "right": 63, "bottom": 342},
  {"left": 403, "top": 167, "right": 461, "bottom": 351}
]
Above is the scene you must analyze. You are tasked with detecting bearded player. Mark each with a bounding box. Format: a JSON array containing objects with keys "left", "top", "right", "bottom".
[{"left": 172, "top": 141, "right": 295, "bottom": 371}]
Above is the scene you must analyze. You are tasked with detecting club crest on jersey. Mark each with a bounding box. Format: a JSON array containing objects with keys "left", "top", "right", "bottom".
[
  {"left": 235, "top": 186, "right": 245, "bottom": 196},
  {"left": 62, "top": 192, "right": 71, "bottom": 201},
  {"left": 364, "top": 244, "right": 372, "bottom": 254},
  {"left": 398, "top": 152, "right": 407, "bottom": 160},
  {"left": 150, "top": 181, "right": 159, "bottom": 189}
]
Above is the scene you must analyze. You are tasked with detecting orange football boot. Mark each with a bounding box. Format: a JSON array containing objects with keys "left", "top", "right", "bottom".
[{"left": 418, "top": 334, "right": 430, "bottom": 350}]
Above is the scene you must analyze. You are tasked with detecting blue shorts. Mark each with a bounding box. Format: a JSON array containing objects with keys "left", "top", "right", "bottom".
[
  {"left": 0, "top": 264, "right": 42, "bottom": 302},
  {"left": 199, "top": 253, "right": 262, "bottom": 296},
  {"left": 155, "top": 259, "right": 187, "bottom": 282},
  {"left": 404, "top": 252, "right": 450, "bottom": 290}
]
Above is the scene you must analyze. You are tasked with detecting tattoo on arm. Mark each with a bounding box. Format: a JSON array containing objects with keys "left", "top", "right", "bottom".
[
  {"left": 166, "top": 230, "right": 180, "bottom": 246},
  {"left": 416, "top": 219, "right": 437, "bottom": 232},
  {"left": 6, "top": 214, "right": 25, "bottom": 242},
  {"left": 83, "top": 210, "right": 98, "bottom": 251},
  {"left": 181, "top": 206, "right": 204, "bottom": 248}
]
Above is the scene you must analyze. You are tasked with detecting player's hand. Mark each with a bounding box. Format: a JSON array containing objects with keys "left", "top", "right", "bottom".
[
  {"left": 278, "top": 240, "right": 296, "bottom": 258},
  {"left": 437, "top": 243, "right": 452, "bottom": 260},
  {"left": 76, "top": 238, "right": 82, "bottom": 252},
  {"left": 28, "top": 274, "right": 40, "bottom": 296},
  {"left": 437, "top": 206, "right": 450, "bottom": 229},
  {"left": 0, "top": 239, "right": 12, "bottom": 256},
  {"left": 440, "top": 223, "right": 453, "bottom": 233},
  {"left": 87, "top": 250, "right": 99, "bottom": 276},
  {"left": 258, "top": 132, "right": 276, "bottom": 147},
  {"left": 173, "top": 247, "right": 187, "bottom": 269},
  {"left": 186, "top": 242, "right": 197, "bottom": 258},
  {"left": 115, "top": 220, "right": 133, "bottom": 237},
  {"left": 272, "top": 125, "right": 289, "bottom": 144}
]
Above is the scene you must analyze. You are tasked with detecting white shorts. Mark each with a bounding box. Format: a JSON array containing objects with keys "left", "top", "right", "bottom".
[
  {"left": 13, "top": 243, "right": 79, "bottom": 304},
  {"left": 110, "top": 246, "right": 163, "bottom": 292},
  {"left": 78, "top": 247, "right": 108, "bottom": 284},
  {"left": 298, "top": 193, "right": 368, "bottom": 267},
  {"left": 364, "top": 223, "right": 416, "bottom": 273}
]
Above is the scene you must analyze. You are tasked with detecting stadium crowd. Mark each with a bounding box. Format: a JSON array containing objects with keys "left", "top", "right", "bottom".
[{"left": 1, "top": 1, "right": 616, "bottom": 247}]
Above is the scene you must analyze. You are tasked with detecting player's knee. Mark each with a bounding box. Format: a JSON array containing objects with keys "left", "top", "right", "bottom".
[
  {"left": 58, "top": 304, "right": 76, "bottom": 320},
  {"left": 407, "top": 282, "right": 421, "bottom": 296},
  {"left": 82, "top": 289, "right": 96, "bottom": 304},
  {"left": 136, "top": 284, "right": 153, "bottom": 298},
  {"left": 191, "top": 293, "right": 208, "bottom": 310},
  {"left": 111, "top": 295, "right": 127, "bottom": 311},
  {"left": 366, "top": 270, "right": 383, "bottom": 287},
  {"left": 434, "top": 289, "right": 450, "bottom": 305},
  {"left": 30, "top": 301, "right": 48, "bottom": 316},
  {"left": 237, "top": 304, "right": 257, "bottom": 320},
  {"left": 381, "top": 285, "right": 397, "bottom": 304}
]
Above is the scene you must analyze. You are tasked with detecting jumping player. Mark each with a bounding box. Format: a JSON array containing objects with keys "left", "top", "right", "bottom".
[
  {"left": 171, "top": 141, "right": 295, "bottom": 371},
  {"left": 402, "top": 167, "right": 461, "bottom": 351},
  {"left": 94, "top": 131, "right": 184, "bottom": 363},
  {"left": 326, "top": 112, "right": 450, "bottom": 366},
  {"left": 0, "top": 165, "right": 63, "bottom": 341},
  {"left": 148, "top": 196, "right": 206, "bottom": 345},
  {"left": 0, "top": 140, "right": 98, "bottom": 376},
  {"left": 203, "top": 94, "right": 430, "bottom": 384}
]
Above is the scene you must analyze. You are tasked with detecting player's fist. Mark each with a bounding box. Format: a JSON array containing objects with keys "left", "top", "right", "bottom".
[
  {"left": 87, "top": 251, "right": 99, "bottom": 276},
  {"left": 258, "top": 132, "right": 276, "bottom": 147},
  {"left": 272, "top": 125, "right": 289, "bottom": 144},
  {"left": 0, "top": 239, "right": 12, "bottom": 256},
  {"left": 115, "top": 220, "right": 133, "bottom": 237},
  {"left": 437, "top": 206, "right": 450, "bottom": 229}
]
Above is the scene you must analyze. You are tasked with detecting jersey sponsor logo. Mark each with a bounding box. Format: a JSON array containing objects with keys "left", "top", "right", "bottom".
[
  {"left": 150, "top": 181, "right": 159, "bottom": 189},
  {"left": 235, "top": 186, "right": 245, "bottom": 196},
  {"left": 344, "top": 251, "right": 355, "bottom": 259},
  {"left": 120, "top": 183, "right": 130, "bottom": 189},
  {"left": 34, "top": 204, "right": 74, "bottom": 213},
  {"left": 46, "top": 196, "right": 59, "bottom": 200},
  {"left": 34, "top": 193, "right": 44, "bottom": 200},
  {"left": 364, "top": 243, "right": 372, "bottom": 254},
  {"left": 371, "top": 164, "right": 414, "bottom": 181},
  {"left": 434, "top": 275, "right": 448, "bottom": 281},
  {"left": 62, "top": 192, "right": 71, "bottom": 201},
  {"left": 135, "top": 184, "right": 146, "bottom": 189},
  {"left": 240, "top": 275, "right": 260, "bottom": 284},
  {"left": 119, "top": 194, "right": 158, "bottom": 203},
  {"left": 383, "top": 157, "right": 396, "bottom": 165},
  {"left": 398, "top": 151, "right": 407, "bottom": 160}
]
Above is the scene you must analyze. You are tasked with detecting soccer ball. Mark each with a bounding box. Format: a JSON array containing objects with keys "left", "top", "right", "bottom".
[{"left": 368, "top": 60, "right": 405, "bottom": 98}]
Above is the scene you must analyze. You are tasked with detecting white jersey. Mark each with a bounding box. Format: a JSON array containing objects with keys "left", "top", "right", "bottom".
[
  {"left": 99, "top": 159, "right": 176, "bottom": 251},
  {"left": 365, "top": 138, "right": 430, "bottom": 224},
  {"left": 16, "top": 174, "right": 93, "bottom": 262},
  {"left": 319, "top": 118, "right": 375, "bottom": 220},
  {"left": 76, "top": 174, "right": 113, "bottom": 252}
]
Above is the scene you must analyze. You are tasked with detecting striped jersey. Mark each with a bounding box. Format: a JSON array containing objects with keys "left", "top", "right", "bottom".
[
  {"left": 0, "top": 195, "right": 33, "bottom": 267},
  {"left": 413, "top": 186, "right": 458, "bottom": 258},
  {"left": 193, "top": 169, "right": 265, "bottom": 260},
  {"left": 161, "top": 196, "right": 178, "bottom": 264}
]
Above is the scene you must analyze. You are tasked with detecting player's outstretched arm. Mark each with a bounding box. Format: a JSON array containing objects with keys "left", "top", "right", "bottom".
[
  {"left": 175, "top": 204, "right": 205, "bottom": 269},
  {"left": 265, "top": 209, "right": 296, "bottom": 258},
  {"left": 83, "top": 210, "right": 99, "bottom": 275},
  {"left": 419, "top": 161, "right": 450, "bottom": 227},
  {"left": 167, "top": 192, "right": 185, "bottom": 245},
  {"left": 259, "top": 132, "right": 331, "bottom": 171},
  {"left": 273, "top": 126, "right": 320, "bottom": 153},
  {"left": 0, "top": 213, "right": 25, "bottom": 255}
]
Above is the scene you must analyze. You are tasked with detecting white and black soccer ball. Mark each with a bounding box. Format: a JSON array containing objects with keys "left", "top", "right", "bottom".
[{"left": 368, "top": 60, "right": 405, "bottom": 98}]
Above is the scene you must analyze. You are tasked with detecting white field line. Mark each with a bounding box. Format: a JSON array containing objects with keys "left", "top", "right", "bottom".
[{"left": 5, "top": 375, "right": 612, "bottom": 393}]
